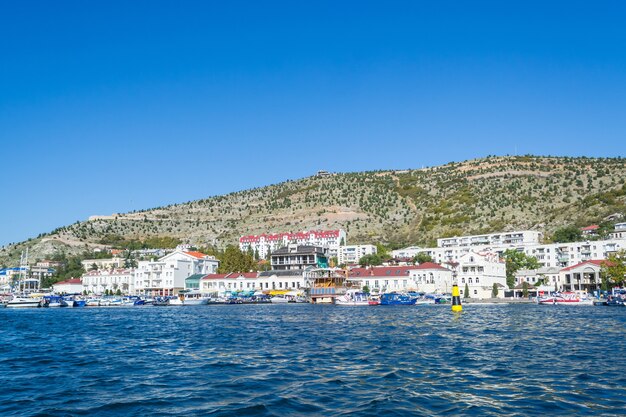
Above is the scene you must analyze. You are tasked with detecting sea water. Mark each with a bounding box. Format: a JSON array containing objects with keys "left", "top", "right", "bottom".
[{"left": 1, "top": 304, "right": 625, "bottom": 416}]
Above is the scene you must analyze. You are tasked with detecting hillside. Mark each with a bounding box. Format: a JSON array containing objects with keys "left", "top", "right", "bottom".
[{"left": 2, "top": 155, "right": 626, "bottom": 265}]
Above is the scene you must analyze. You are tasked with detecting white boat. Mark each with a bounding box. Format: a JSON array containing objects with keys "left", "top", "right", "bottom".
[
  {"left": 336, "top": 289, "right": 370, "bottom": 306},
  {"left": 5, "top": 296, "right": 42, "bottom": 308},
  {"left": 85, "top": 298, "right": 101, "bottom": 307},
  {"left": 270, "top": 294, "right": 290, "bottom": 303},
  {"left": 169, "top": 291, "right": 209, "bottom": 306},
  {"left": 537, "top": 292, "right": 594, "bottom": 305}
]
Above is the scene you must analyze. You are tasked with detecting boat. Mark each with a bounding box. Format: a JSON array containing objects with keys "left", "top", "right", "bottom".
[
  {"left": 380, "top": 292, "right": 417, "bottom": 306},
  {"left": 42, "top": 295, "right": 71, "bottom": 307},
  {"left": 368, "top": 294, "right": 381, "bottom": 305},
  {"left": 152, "top": 297, "right": 170, "bottom": 306},
  {"left": 537, "top": 292, "right": 594, "bottom": 305},
  {"left": 85, "top": 298, "right": 101, "bottom": 307},
  {"left": 270, "top": 294, "right": 290, "bottom": 303},
  {"left": 5, "top": 295, "right": 42, "bottom": 308},
  {"left": 168, "top": 291, "right": 209, "bottom": 306},
  {"left": 336, "top": 289, "right": 370, "bottom": 306}
]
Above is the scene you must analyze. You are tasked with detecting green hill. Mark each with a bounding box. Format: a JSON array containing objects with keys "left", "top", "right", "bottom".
[{"left": 2, "top": 155, "right": 625, "bottom": 265}]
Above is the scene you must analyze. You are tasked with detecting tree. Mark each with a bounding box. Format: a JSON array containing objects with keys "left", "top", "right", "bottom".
[
  {"left": 116, "top": 288, "right": 122, "bottom": 296},
  {"left": 502, "top": 249, "right": 540, "bottom": 289},
  {"left": 552, "top": 226, "right": 582, "bottom": 243},
  {"left": 601, "top": 250, "right": 626, "bottom": 288},
  {"left": 362, "top": 285, "right": 370, "bottom": 294},
  {"left": 464, "top": 283, "right": 470, "bottom": 298},
  {"left": 413, "top": 252, "right": 433, "bottom": 264},
  {"left": 359, "top": 253, "right": 383, "bottom": 266},
  {"left": 218, "top": 245, "right": 256, "bottom": 273},
  {"left": 375, "top": 244, "right": 390, "bottom": 260},
  {"left": 491, "top": 283, "right": 498, "bottom": 298}
]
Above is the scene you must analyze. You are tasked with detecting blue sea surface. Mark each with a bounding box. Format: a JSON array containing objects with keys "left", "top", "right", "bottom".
[{"left": 1, "top": 304, "right": 625, "bottom": 416}]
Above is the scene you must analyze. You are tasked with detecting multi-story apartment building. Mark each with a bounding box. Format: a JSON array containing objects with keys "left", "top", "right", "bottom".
[
  {"left": 610, "top": 222, "right": 626, "bottom": 240},
  {"left": 82, "top": 268, "right": 134, "bottom": 295},
  {"left": 338, "top": 244, "right": 377, "bottom": 265},
  {"left": 437, "top": 231, "right": 542, "bottom": 249},
  {"left": 450, "top": 251, "right": 507, "bottom": 299},
  {"left": 239, "top": 229, "right": 346, "bottom": 259},
  {"left": 81, "top": 257, "right": 125, "bottom": 272},
  {"left": 134, "top": 250, "right": 219, "bottom": 296}
]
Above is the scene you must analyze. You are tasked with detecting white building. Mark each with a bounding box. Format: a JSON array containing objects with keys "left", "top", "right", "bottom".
[
  {"left": 200, "top": 270, "right": 305, "bottom": 295},
  {"left": 239, "top": 229, "right": 346, "bottom": 259},
  {"left": 82, "top": 268, "right": 134, "bottom": 295},
  {"left": 452, "top": 251, "right": 507, "bottom": 299},
  {"left": 338, "top": 244, "right": 377, "bottom": 265},
  {"left": 559, "top": 260, "right": 606, "bottom": 292},
  {"left": 394, "top": 238, "right": 625, "bottom": 269},
  {"left": 514, "top": 266, "right": 562, "bottom": 290},
  {"left": 348, "top": 266, "right": 416, "bottom": 292},
  {"left": 437, "top": 230, "right": 542, "bottom": 248},
  {"left": 407, "top": 263, "right": 454, "bottom": 294},
  {"left": 134, "top": 250, "right": 219, "bottom": 296},
  {"left": 610, "top": 222, "right": 626, "bottom": 240},
  {"left": 390, "top": 246, "right": 423, "bottom": 260},
  {"left": 53, "top": 278, "right": 83, "bottom": 294},
  {"left": 81, "top": 257, "right": 125, "bottom": 272}
]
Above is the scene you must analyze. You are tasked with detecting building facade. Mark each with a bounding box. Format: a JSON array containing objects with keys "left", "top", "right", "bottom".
[
  {"left": 82, "top": 268, "right": 134, "bottom": 295},
  {"left": 270, "top": 245, "right": 328, "bottom": 271},
  {"left": 53, "top": 279, "right": 83, "bottom": 294},
  {"left": 239, "top": 229, "right": 346, "bottom": 259},
  {"left": 338, "top": 244, "right": 377, "bottom": 265},
  {"left": 134, "top": 250, "right": 219, "bottom": 296},
  {"left": 200, "top": 270, "right": 305, "bottom": 295},
  {"left": 81, "top": 257, "right": 125, "bottom": 272},
  {"left": 437, "top": 230, "right": 543, "bottom": 249},
  {"left": 451, "top": 251, "right": 507, "bottom": 299}
]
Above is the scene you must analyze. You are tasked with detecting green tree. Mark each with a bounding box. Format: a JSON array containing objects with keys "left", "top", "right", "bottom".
[
  {"left": 502, "top": 249, "right": 540, "bottom": 289},
  {"left": 601, "top": 250, "right": 626, "bottom": 288},
  {"left": 362, "top": 285, "right": 370, "bottom": 294},
  {"left": 552, "top": 226, "right": 583, "bottom": 243},
  {"left": 375, "top": 244, "right": 390, "bottom": 260},
  {"left": 413, "top": 252, "right": 433, "bottom": 264},
  {"left": 359, "top": 253, "right": 383, "bottom": 266},
  {"left": 218, "top": 245, "right": 256, "bottom": 273},
  {"left": 464, "top": 283, "right": 470, "bottom": 298},
  {"left": 491, "top": 283, "right": 498, "bottom": 298},
  {"left": 522, "top": 281, "right": 529, "bottom": 298},
  {"left": 116, "top": 288, "right": 122, "bottom": 296}
]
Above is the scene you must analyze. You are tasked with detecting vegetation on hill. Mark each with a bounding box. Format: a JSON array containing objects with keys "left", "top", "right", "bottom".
[{"left": 1, "top": 155, "right": 625, "bottom": 266}]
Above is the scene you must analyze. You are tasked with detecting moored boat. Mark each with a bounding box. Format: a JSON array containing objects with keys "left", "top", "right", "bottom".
[
  {"left": 537, "top": 292, "right": 594, "bottom": 305},
  {"left": 380, "top": 292, "right": 417, "bottom": 306},
  {"left": 5, "top": 295, "right": 42, "bottom": 308},
  {"left": 336, "top": 289, "right": 370, "bottom": 306}
]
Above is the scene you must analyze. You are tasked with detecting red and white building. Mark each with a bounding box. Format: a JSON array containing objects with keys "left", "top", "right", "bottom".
[
  {"left": 82, "top": 268, "right": 134, "bottom": 295},
  {"left": 239, "top": 229, "right": 346, "bottom": 259},
  {"left": 200, "top": 271, "right": 305, "bottom": 295}
]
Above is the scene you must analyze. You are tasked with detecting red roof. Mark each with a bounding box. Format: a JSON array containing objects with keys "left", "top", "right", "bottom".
[
  {"left": 201, "top": 272, "right": 258, "bottom": 280},
  {"left": 55, "top": 278, "right": 82, "bottom": 285},
  {"left": 184, "top": 251, "right": 207, "bottom": 259},
  {"left": 560, "top": 260, "right": 608, "bottom": 271},
  {"left": 414, "top": 262, "right": 450, "bottom": 271},
  {"left": 581, "top": 225, "right": 599, "bottom": 231},
  {"left": 239, "top": 229, "right": 341, "bottom": 243}
]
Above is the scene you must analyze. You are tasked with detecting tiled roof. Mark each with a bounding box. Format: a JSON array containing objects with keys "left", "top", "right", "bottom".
[
  {"left": 55, "top": 278, "right": 82, "bottom": 285},
  {"left": 184, "top": 251, "right": 207, "bottom": 259},
  {"left": 560, "top": 260, "right": 608, "bottom": 272}
]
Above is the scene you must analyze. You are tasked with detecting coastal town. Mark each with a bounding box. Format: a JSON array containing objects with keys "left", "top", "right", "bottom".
[{"left": 2, "top": 221, "right": 626, "bottom": 307}]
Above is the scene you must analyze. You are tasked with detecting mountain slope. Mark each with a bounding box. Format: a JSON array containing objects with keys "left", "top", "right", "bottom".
[{"left": 2, "top": 155, "right": 626, "bottom": 264}]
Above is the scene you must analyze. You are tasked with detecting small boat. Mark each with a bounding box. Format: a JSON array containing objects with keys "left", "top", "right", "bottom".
[
  {"left": 152, "top": 297, "right": 170, "bottom": 306},
  {"left": 537, "top": 292, "right": 594, "bottom": 305},
  {"left": 380, "top": 292, "right": 417, "bottom": 306},
  {"left": 169, "top": 291, "right": 209, "bottom": 306},
  {"left": 336, "top": 289, "right": 370, "bottom": 306},
  {"left": 5, "top": 295, "right": 42, "bottom": 308},
  {"left": 85, "top": 298, "right": 101, "bottom": 307},
  {"left": 368, "top": 295, "right": 381, "bottom": 305},
  {"left": 270, "top": 294, "right": 290, "bottom": 303}
]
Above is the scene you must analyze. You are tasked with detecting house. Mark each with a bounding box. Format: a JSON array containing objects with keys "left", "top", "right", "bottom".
[
  {"left": 581, "top": 225, "right": 599, "bottom": 237},
  {"left": 514, "top": 266, "right": 562, "bottom": 290},
  {"left": 200, "top": 271, "right": 305, "bottom": 295},
  {"left": 348, "top": 266, "right": 416, "bottom": 292},
  {"left": 452, "top": 251, "right": 507, "bottom": 299},
  {"left": 53, "top": 278, "right": 83, "bottom": 294},
  {"left": 407, "top": 262, "right": 454, "bottom": 294}
]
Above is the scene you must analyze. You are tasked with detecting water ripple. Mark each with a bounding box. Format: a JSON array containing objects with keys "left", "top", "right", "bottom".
[{"left": 1, "top": 304, "right": 625, "bottom": 416}]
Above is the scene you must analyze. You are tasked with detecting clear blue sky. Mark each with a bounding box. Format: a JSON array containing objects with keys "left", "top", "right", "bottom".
[{"left": 1, "top": 0, "right": 625, "bottom": 247}]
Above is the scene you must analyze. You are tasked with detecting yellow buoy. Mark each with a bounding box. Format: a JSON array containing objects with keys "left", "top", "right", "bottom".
[{"left": 451, "top": 284, "right": 462, "bottom": 312}]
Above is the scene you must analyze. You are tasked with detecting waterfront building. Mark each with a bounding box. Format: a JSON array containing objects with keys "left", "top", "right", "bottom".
[
  {"left": 514, "top": 266, "right": 562, "bottom": 290},
  {"left": 239, "top": 229, "right": 346, "bottom": 259},
  {"left": 559, "top": 260, "right": 607, "bottom": 292},
  {"left": 80, "top": 257, "right": 125, "bottom": 272},
  {"left": 270, "top": 244, "right": 328, "bottom": 271},
  {"left": 450, "top": 251, "right": 507, "bottom": 299},
  {"left": 407, "top": 262, "right": 454, "bottom": 294},
  {"left": 134, "top": 250, "right": 219, "bottom": 296},
  {"left": 338, "top": 244, "right": 377, "bottom": 265},
  {"left": 348, "top": 266, "right": 416, "bottom": 292},
  {"left": 53, "top": 278, "right": 83, "bottom": 294},
  {"left": 200, "top": 271, "right": 305, "bottom": 295},
  {"left": 82, "top": 268, "right": 134, "bottom": 295},
  {"left": 390, "top": 246, "right": 423, "bottom": 260}
]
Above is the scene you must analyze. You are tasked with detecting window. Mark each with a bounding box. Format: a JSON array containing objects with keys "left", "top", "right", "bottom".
[
  {"left": 474, "top": 290, "right": 477, "bottom": 294},
  {"left": 461, "top": 278, "right": 465, "bottom": 283},
  {"left": 475, "top": 277, "right": 479, "bottom": 284},
  {"left": 468, "top": 278, "right": 472, "bottom": 284}
]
